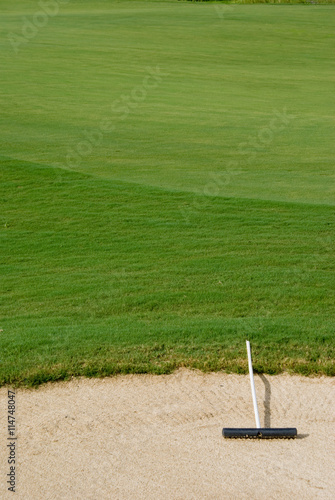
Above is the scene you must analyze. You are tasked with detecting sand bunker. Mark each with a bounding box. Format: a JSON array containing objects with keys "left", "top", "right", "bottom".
[{"left": 1, "top": 369, "right": 334, "bottom": 499}]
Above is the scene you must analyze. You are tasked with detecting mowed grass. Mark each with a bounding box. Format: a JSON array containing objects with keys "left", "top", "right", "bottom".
[
  {"left": 1, "top": 0, "right": 334, "bottom": 204},
  {"left": 1, "top": 157, "right": 334, "bottom": 385},
  {"left": 0, "top": 1, "right": 334, "bottom": 385}
]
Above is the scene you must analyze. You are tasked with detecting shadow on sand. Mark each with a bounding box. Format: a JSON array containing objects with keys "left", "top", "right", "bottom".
[{"left": 258, "top": 374, "right": 308, "bottom": 439}]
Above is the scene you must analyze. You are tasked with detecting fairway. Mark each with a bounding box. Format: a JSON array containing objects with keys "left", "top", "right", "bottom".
[{"left": 1, "top": 0, "right": 334, "bottom": 385}]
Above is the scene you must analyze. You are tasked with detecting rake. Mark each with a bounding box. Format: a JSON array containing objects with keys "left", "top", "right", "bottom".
[{"left": 223, "top": 341, "right": 297, "bottom": 439}]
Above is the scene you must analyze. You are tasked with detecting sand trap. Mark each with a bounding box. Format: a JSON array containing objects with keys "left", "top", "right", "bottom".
[{"left": 1, "top": 369, "right": 334, "bottom": 499}]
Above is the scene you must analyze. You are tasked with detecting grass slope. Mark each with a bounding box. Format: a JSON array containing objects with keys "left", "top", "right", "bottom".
[
  {"left": 0, "top": 1, "right": 334, "bottom": 385},
  {"left": 1, "top": 157, "right": 334, "bottom": 385}
]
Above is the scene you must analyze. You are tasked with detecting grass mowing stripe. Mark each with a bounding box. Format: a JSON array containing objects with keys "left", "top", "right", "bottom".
[{"left": 1, "top": 157, "right": 334, "bottom": 385}]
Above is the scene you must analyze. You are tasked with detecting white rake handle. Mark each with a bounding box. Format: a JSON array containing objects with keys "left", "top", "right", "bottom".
[{"left": 246, "top": 340, "right": 261, "bottom": 429}]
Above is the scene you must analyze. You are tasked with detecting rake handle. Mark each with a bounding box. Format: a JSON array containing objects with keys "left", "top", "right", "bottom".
[{"left": 246, "top": 340, "right": 261, "bottom": 429}]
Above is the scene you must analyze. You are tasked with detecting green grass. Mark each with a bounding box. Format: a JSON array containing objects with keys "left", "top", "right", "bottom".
[
  {"left": 191, "top": 1, "right": 335, "bottom": 5},
  {"left": 1, "top": 1, "right": 334, "bottom": 385}
]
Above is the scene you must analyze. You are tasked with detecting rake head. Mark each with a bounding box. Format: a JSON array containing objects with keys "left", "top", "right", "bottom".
[{"left": 223, "top": 427, "right": 297, "bottom": 439}]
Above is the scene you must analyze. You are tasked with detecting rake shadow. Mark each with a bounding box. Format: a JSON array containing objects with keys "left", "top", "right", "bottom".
[{"left": 259, "top": 374, "right": 271, "bottom": 428}]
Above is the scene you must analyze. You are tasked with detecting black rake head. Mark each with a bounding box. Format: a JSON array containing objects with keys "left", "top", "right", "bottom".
[{"left": 223, "top": 428, "right": 297, "bottom": 439}]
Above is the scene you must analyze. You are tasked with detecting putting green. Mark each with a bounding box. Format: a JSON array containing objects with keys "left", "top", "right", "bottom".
[{"left": 1, "top": 1, "right": 334, "bottom": 205}]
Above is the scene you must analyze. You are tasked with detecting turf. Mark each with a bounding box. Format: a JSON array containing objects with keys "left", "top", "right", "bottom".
[{"left": 0, "top": 1, "right": 334, "bottom": 385}]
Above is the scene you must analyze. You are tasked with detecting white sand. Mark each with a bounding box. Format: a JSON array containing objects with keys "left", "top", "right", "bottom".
[{"left": 1, "top": 369, "right": 334, "bottom": 499}]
